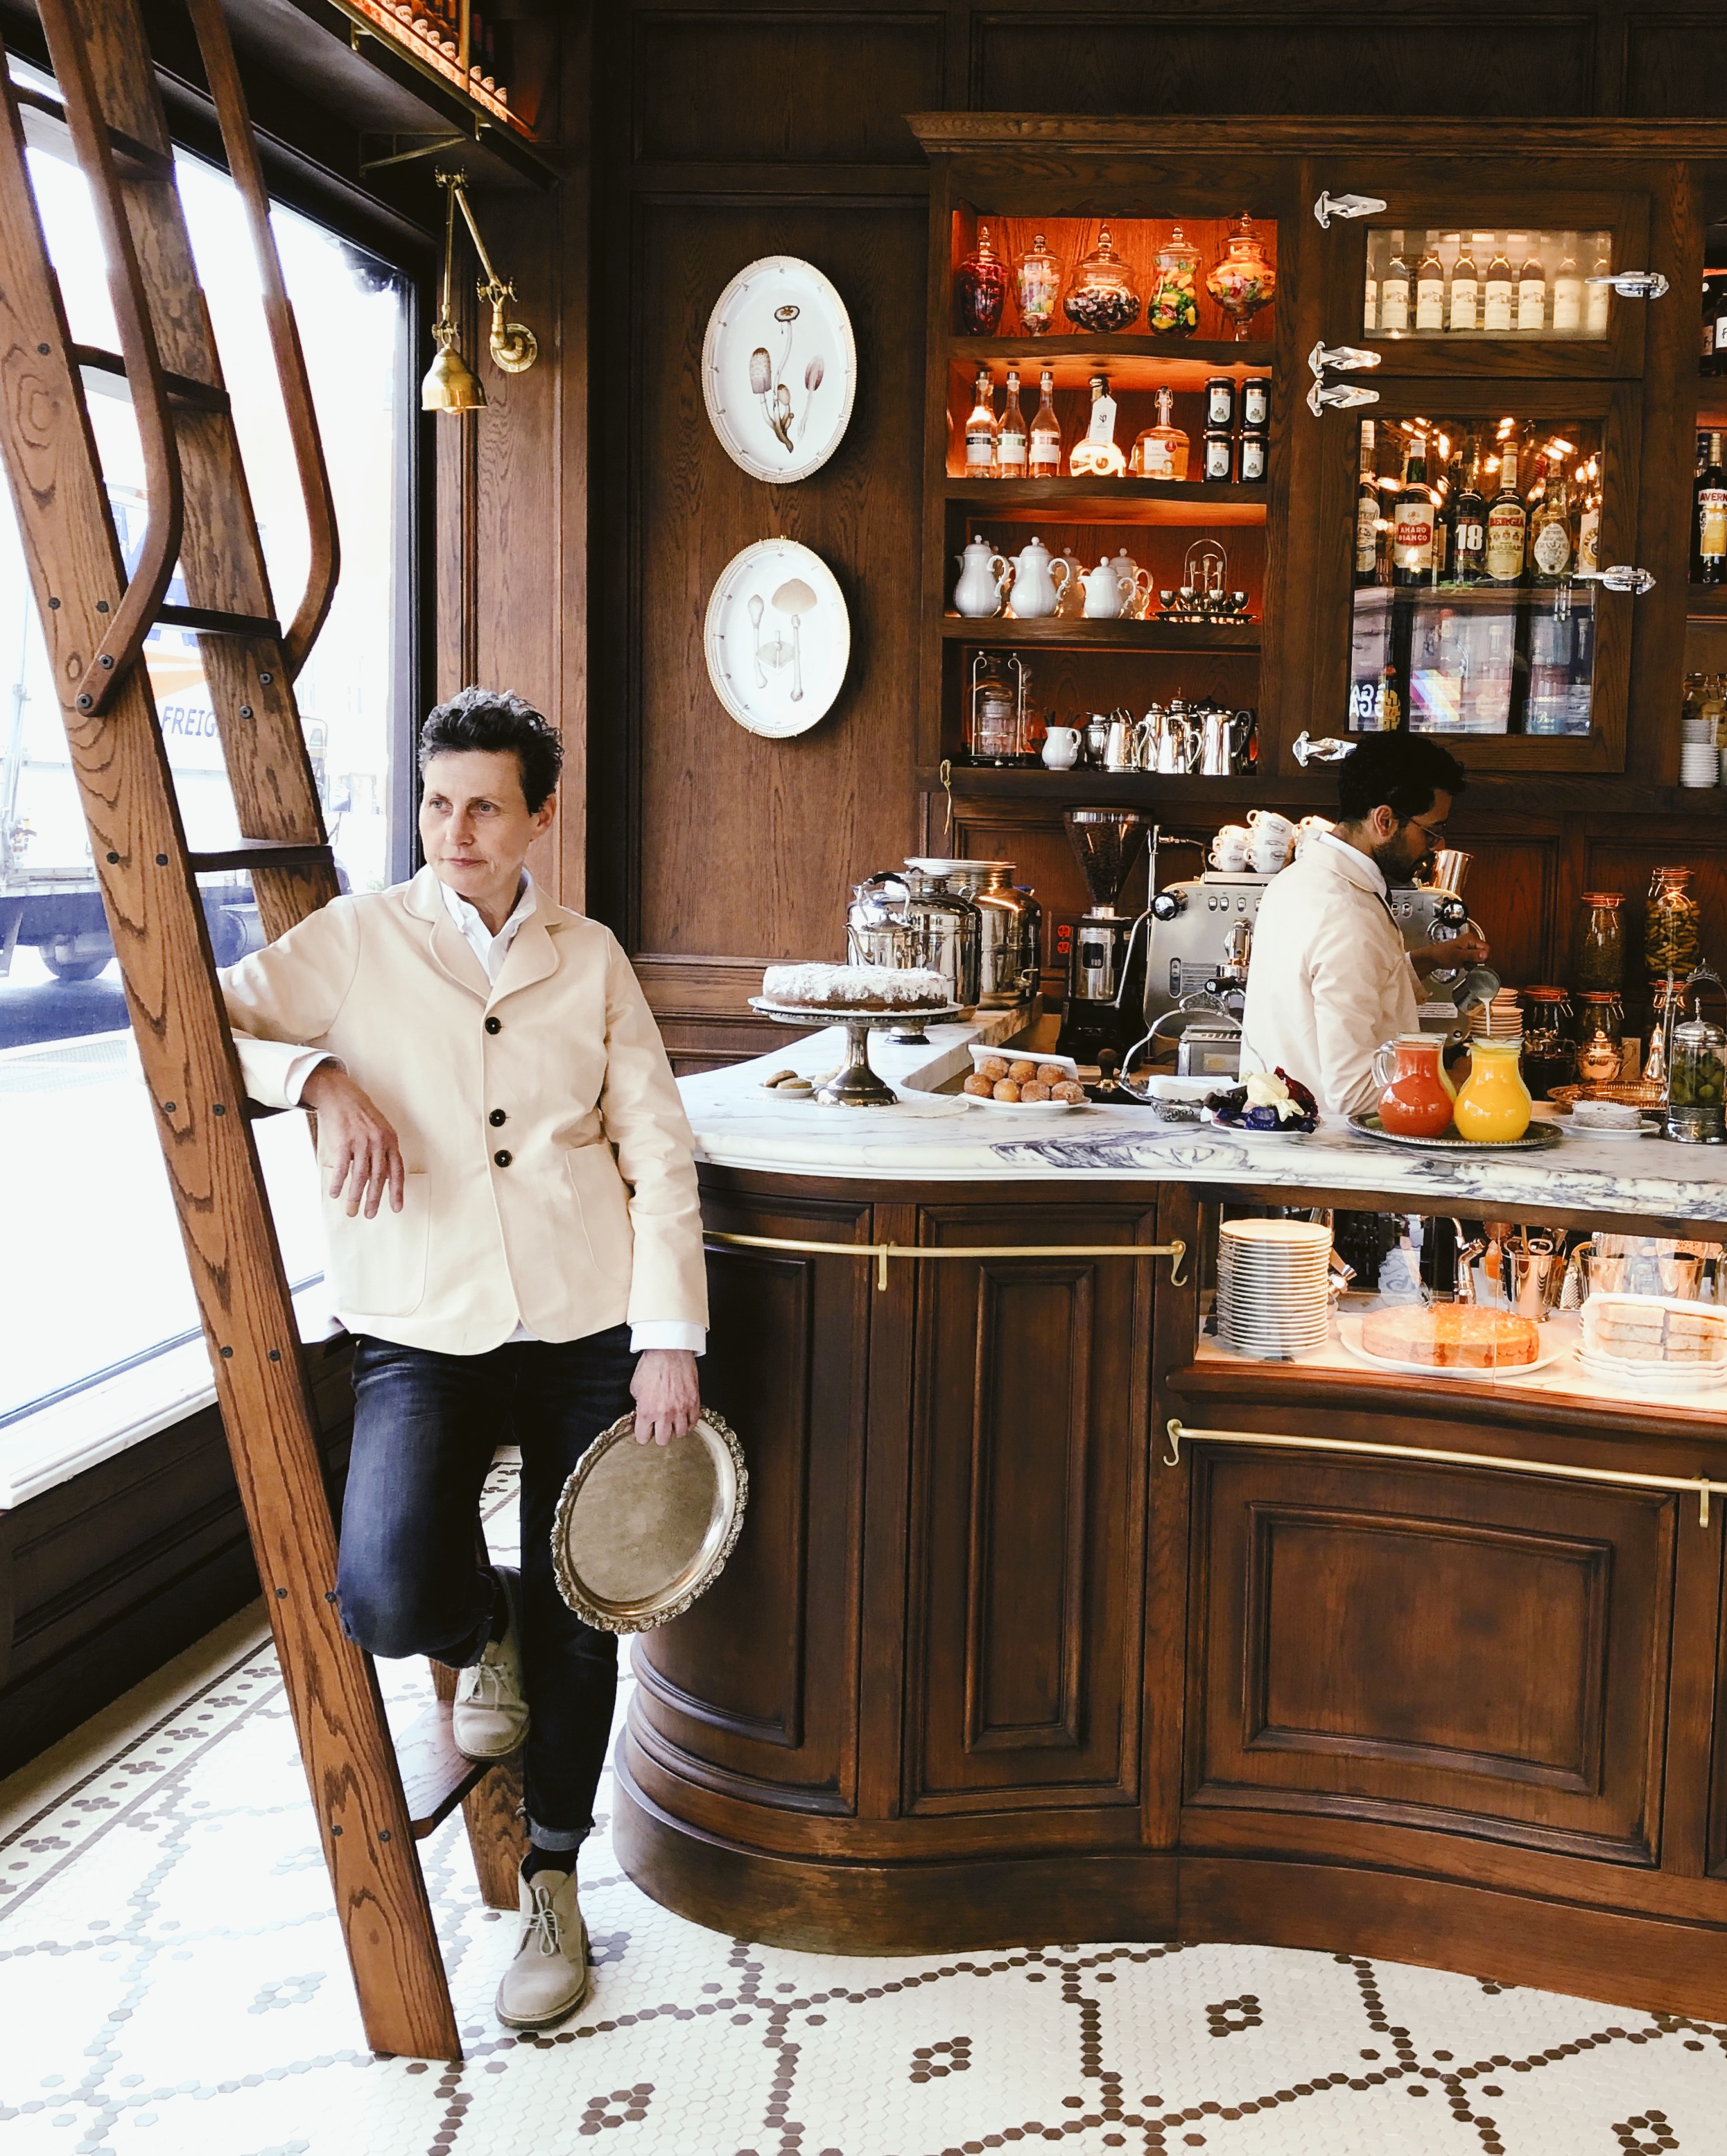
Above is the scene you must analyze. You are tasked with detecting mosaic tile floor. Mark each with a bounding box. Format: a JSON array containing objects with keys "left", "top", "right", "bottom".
[{"left": 4, "top": 1462, "right": 1727, "bottom": 2155}]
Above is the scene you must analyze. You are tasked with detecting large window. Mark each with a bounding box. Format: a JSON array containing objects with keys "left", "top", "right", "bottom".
[{"left": 1, "top": 58, "right": 417, "bottom": 1429}]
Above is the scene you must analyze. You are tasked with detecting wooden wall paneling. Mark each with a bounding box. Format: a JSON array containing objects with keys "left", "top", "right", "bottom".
[
  {"left": 632, "top": 9, "right": 944, "bottom": 166},
  {"left": 969, "top": 10, "right": 1600, "bottom": 119},
  {"left": 1440, "top": 828, "right": 1563, "bottom": 988},
  {"left": 629, "top": 196, "right": 928, "bottom": 964},
  {"left": 433, "top": 279, "right": 480, "bottom": 702},
  {"left": 558, "top": 12, "right": 592, "bottom": 913},
  {"left": 1625, "top": 16, "right": 1727, "bottom": 118}
]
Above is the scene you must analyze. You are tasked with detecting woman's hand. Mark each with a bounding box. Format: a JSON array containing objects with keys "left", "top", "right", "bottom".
[
  {"left": 301, "top": 1064, "right": 404, "bottom": 1218},
  {"left": 632, "top": 1349, "right": 701, "bottom": 1445}
]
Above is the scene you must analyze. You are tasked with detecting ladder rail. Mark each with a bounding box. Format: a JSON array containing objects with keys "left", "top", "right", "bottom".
[
  {"left": 33, "top": 0, "right": 182, "bottom": 717},
  {"left": 185, "top": 0, "right": 340, "bottom": 680}
]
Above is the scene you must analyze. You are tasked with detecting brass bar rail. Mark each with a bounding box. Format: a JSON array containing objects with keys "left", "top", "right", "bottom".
[
  {"left": 706, "top": 1230, "right": 1187, "bottom": 1292},
  {"left": 1163, "top": 1418, "right": 1727, "bottom": 1528}
]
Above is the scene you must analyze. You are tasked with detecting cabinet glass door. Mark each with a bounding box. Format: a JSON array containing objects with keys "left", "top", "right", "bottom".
[{"left": 1337, "top": 383, "right": 1641, "bottom": 770}]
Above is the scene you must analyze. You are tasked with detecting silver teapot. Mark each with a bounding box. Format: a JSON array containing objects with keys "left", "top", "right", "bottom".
[
  {"left": 1198, "top": 705, "right": 1256, "bottom": 777},
  {"left": 1143, "top": 702, "right": 1199, "bottom": 775}
]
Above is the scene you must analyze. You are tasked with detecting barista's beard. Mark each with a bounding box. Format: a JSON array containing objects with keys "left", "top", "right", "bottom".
[{"left": 1369, "top": 833, "right": 1427, "bottom": 884}]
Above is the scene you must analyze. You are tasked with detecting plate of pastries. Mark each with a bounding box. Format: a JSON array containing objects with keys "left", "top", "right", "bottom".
[{"left": 962, "top": 1047, "right": 1091, "bottom": 1111}]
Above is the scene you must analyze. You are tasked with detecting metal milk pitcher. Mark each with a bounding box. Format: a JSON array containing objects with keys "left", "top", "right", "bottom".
[{"left": 1199, "top": 707, "right": 1253, "bottom": 777}]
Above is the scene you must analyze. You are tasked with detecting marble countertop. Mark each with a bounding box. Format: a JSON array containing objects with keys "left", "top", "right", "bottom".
[{"left": 679, "top": 1011, "right": 1727, "bottom": 1226}]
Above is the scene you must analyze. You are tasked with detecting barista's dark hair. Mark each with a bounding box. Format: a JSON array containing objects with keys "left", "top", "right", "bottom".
[
  {"left": 1335, "top": 733, "right": 1467, "bottom": 825},
  {"left": 418, "top": 686, "right": 564, "bottom": 812}
]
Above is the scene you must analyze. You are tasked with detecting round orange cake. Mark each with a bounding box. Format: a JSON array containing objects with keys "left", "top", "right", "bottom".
[{"left": 1361, "top": 1303, "right": 1540, "bottom": 1368}]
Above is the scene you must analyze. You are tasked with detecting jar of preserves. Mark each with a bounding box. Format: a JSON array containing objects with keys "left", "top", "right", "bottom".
[
  {"left": 1573, "top": 890, "right": 1624, "bottom": 993},
  {"left": 1204, "top": 212, "right": 1277, "bottom": 340},
  {"left": 1520, "top": 984, "right": 1575, "bottom": 1099},
  {"left": 1575, "top": 991, "right": 1626, "bottom": 1088},
  {"left": 1666, "top": 1011, "right": 1727, "bottom": 1142},
  {"left": 1062, "top": 225, "right": 1141, "bottom": 333},
  {"left": 1013, "top": 232, "right": 1063, "bottom": 336},
  {"left": 1647, "top": 866, "right": 1702, "bottom": 986},
  {"left": 955, "top": 224, "right": 1008, "bottom": 336},
  {"left": 1147, "top": 226, "right": 1201, "bottom": 336}
]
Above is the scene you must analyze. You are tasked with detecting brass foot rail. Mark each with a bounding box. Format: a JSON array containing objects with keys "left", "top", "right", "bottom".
[
  {"left": 1163, "top": 1418, "right": 1726, "bottom": 1528},
  {"left": 706, "top": 1231, "right": 1187, "bottom": 1292}
]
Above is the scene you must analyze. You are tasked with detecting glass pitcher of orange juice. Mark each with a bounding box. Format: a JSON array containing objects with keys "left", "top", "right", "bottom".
[{"left": 1452, "top": 1038, "right": 1533, "bottom": 1142}]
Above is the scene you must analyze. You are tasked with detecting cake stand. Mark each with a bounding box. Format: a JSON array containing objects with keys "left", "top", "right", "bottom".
[{"left": 747, "top": 999, "right": 960, "bottom": 1107}]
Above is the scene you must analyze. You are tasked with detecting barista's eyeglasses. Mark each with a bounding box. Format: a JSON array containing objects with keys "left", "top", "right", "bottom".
[{"left": 1400, "top": 814, "right": 1448, "bottom": 847}]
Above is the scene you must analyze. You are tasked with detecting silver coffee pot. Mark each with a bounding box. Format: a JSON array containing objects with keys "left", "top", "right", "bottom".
[
  {"left": 1198, "top": 706, "right": 1256, "bottom": 777},
  {"left": 893, "top": 860, "right": 984, "bottom": 1013},
  {"left": 1144, "top": 703, "right": 1199, "bottom": 775},
  {"left": 968, "top": 861, "right": 1039, "bottom": 1007}
]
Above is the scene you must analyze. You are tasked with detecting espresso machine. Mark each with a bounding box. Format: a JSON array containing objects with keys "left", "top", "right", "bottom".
[{"left": 1055, "top": 808, "right": 1156, "bottom": 1060}]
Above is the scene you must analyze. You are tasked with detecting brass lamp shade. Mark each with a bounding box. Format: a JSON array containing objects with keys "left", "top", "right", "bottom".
[{"left": 422, "top": 322, "right": 487, "bottom": 414}]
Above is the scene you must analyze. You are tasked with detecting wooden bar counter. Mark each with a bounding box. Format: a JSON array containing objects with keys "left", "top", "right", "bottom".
[{"left": 613, "top": 1020, "right": 1727, "bottom": 2020}]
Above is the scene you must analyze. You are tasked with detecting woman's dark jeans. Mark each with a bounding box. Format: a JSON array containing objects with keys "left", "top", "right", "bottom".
[{"left": 338, "top": 1324, "right": 636, "bottom": 1849}]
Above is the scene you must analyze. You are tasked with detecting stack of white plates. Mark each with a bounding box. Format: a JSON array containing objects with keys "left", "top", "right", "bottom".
[
  {"left": 1681, "top": 732, "right": 1719, "bottom": 788},
  {"left": 1216, "top": 1219, "right": 1333, "bottom": 1359}
]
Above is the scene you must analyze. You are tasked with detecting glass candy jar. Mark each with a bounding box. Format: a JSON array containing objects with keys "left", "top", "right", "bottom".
[
  {"left": 1646, "top": 867, "right": 1702, "bottom": 987},
  {"left": 1205, "top": 213, "right": 1277, "bottom": 340},
  {"left": 1574, "top": 991, "right": 1626, "bottom": 1088},
  {"left": 1063, "top": 225, "right": 1141, "bottom": 334},
  {"left": 1147, "top": 226, "right": 1201, "bottom": 336},
  {"left": 1573, "top": 890, "right": 1624, "bottom": 993},
  {"left": 1014, "top": 232, "right": 1063, "bottom": 336},
  {"left": 967, "top": 652, "right": 1028, "bottom": 765},
  {"left": 955, "top": 223, "right": 1008, "bottom": 336},
  {"left": 1666, "top": 1012, "right": 1727, "bottom": 1143}
]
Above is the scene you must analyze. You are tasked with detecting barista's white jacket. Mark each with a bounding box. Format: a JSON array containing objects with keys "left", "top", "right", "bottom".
[
  {"left": 1240, "top": 837, "right": 1420, "bottom": 1119},
  {"left": 220, "top": 867, "right": 708, "bottom": 1355}
]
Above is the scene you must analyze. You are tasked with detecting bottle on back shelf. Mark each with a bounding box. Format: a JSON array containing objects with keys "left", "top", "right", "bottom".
[
  {"left": 1586, "top": 236, "right": 1612, "bottom": 335},
  {"left": 1364, "top": 236, "right": 1378, "bottom": 334},
  {"left": 1698, "top": 432, "right": 1727, "bottom": 586},
  {"left": 1451, "top": 442, "right": 1488, "bottom": 583},
  {"left": 997, "top": 367, "right": 1028, "bottom": 478},
  {"left": 1516, "top": 236, "right": 1547, "bottom": 332},
  {"left": 1414, "top": 233, "right": 1445, "bottom": 331},
  {"left": 964, "top": 367, "right": 998, "bottom": 475},
  {"left": 1130, "top": 384, "right": 1190, "bottom": 480},
  {"left": 1706, "top": 275, "right": 1719, "bottom": 376},
  {"left": 1449, "top": 236, "right": 1481, "bottom": 332},
  {"left": 1485, "top": 437, "right": 1527, "bottom": 585},
  {"left": 1714, "top": 275, "right": 1727, "bottom": 379},
  {"left": 1483, "top": 238, "right": 1515, "bottom": 333},
  {"left": 1354, "top": 419, "right": 1381, "bottom": 586},
  {"left": 1577, "top": 461, "right": 1601, "bottom": 573},
  {"left": 1553, "top": 236, "right": 1584, "bottom": 332},
  {"left": 1028, "top": 366, "right": 1062, "bottom": 479},
  {"left": 1391, "top": 435, "right": 1435, "bottom": 586},
  {"left": 1529, "top": 452, "right": 1573, "bottom": 582},
  {"left": 1068, "top": 374, "right": 1125, "bottom": 478},
  {"left": 1380, "top": 232, "right": 1412, "bottom": 334}
]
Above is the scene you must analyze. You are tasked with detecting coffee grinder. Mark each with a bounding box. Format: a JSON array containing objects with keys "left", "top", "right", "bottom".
[{"left": 1057, "top": 808, "right": 1152, "bottom": 1061}]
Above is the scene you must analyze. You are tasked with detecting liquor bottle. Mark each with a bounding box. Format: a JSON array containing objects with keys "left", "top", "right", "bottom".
[
  {"left": 1698, "top": 431, "right": 1727, "bottom": 586},
  {"left": 1485, "top": 439, "right": 1527, "bottom": 585},
  {"left": 1414, "top": 232, "right": 1445, "bottom": 331},
  {"left": 1449, "top": 235, "right": 1480, "bottom": 332},
  {"left": 1586, "top": 237, "right": 1612, "bottom": 335},
  {"left": 1130, "top": 383, "right": 1190, "bottom": 480},
  {"left": 1577, "top": 468, "right": 1601, "bottom": 574},
  {"left": 1516, "top": 236, "right": 1547, "bottom": 331},
  {"left": 963, "top": 368, "right": 998, "bottom": 474},
  {"left": 1363, "top": 241, "right": 1378, "bottom": 334},
  {"left": 1028, "top": 367, "right": 1062, "bottom": 479},
  {"left": 1705, "top": 274, "right": 1719, "bottom": 375},
  {"left": 1379, "top": 232, "right": 1412, "bottom": 334},
  {"left": 1714, "top": 275, "right": 1727, "bottom": 379},
  {"left": 1373, "top": 663, "right": 1403, "bottom": 731},
  {"left": 1553, "top": 236, "right": 1583, "bottom": 333},
  {"left": 1391, "top": 436, "right": 1435, "bottom": 586},
  {"left": 1692, "top": 432, "right": 1710, "bottom": 580},
  {"left": 1451, "top": 444, "right": 1488, "bottom": 583},
  {"left": 996, "top": 367, "right": 1028, "bottom": 478},
  {"left": 1483, "top": 238, "right": 1514, "bottom": 333},
  {"left": 1354, "top": 419, "right": 1380, "bottom": 586},
  {"left": 1529, "top": 453, "right": 1573, "bottom": 582},
  {"left": 1069, "top": 373, "right": 1125, "bottom": 478}
]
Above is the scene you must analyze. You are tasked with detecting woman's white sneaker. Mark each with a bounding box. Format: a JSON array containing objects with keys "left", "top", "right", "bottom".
[
  {"left": 496, "top": 1866, "right": 590, "bottom": 2029},
  {"left": 452, "top": 1565, "right": 528, "bottom": 1759}
]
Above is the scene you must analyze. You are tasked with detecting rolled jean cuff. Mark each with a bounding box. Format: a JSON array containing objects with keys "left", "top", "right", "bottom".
[{"left": 528, "top": 1822, "right": 590, "bottom": 1853}]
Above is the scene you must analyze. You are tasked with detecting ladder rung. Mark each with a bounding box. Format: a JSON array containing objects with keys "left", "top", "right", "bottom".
[
  {"left": 189, "top": 840, "right": 331, "bottom": 873},
  {"left": 10, "top": 78, "right": 175, "bottom": 180},
  {"left": 157, "top": 604, "right": 281, "bottom": 638},
  {"left": 397, "top": 1700, "right": 498, "bottom": 1838},
  {"left": 72, "top": 343, "right": 230, "bottom": 414}
]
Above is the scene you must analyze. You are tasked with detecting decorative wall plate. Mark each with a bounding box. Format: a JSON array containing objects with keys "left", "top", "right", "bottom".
[
  {"left": 702, "top": 256, "right": 857, "bottom": 485},
  {"left": 704, "top": 538, "right": 850, "bottom": 737}
]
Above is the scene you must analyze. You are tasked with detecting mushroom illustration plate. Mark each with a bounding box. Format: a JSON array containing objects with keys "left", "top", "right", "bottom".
[
  {"left": 702, "top": 256, "right": 857, "bottom": 484},
  {"left": 704, "top": 538, "right": 851, "bottom": 737}
]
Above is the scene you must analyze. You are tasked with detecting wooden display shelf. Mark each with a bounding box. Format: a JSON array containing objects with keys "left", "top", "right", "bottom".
[
  {"left": 945, "top": 478, "right": 1268, "bottom": 526},
  {"left": 1686, "top": 584, "right": 1727, "bottom": 617},
  {"left": 952, "top": 336, "right": 1273, "bottom": 390},
  {"left": 930, "top": 764, "right": 1293, "bottom": 807},
  {"left": 939, "top": 614, "right": 1260, "bottom": 652}
]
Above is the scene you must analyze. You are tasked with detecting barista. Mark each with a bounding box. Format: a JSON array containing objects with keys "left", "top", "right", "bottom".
[{"left": 1240, "top": 735, "right": 1489, "bottom": 1118}]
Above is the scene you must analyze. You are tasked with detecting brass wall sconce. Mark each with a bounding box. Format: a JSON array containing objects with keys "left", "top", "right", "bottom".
[{"left": 421, "top": 167, "right": 538, "bottom": 414}]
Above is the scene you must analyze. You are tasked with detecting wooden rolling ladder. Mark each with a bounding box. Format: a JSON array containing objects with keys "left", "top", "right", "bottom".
[{"left": 0, "top": 0, "right": 517, "bottom": 2060}]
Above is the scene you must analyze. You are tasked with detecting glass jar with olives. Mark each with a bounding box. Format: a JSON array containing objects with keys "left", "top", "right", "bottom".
[
  {"left": 1646, "top": 866, "right": 1701, "bottom": 988},
  {"left": 1666, "top": 1013, "right": 1727, "bottom": 1142}
]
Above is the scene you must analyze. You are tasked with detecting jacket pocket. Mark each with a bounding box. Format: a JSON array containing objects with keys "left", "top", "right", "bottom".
[
  {"left": 563, "top": 1144, "right": 628, "bottom": 1277},
  {"left": 322, "top": 1170, "right": 431, "bottom": 1316}
]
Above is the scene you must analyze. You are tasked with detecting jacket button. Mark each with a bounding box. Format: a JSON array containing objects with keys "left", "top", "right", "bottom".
[
  {"left": 489, "top": 1109, "right": 507, "bottom": 1127},
  {"left": 494, "top": 1149, "right": 512, "bottom": 1167},
  {"left": 485, "top": 1015, "right": 501, "bottom": 1035}
]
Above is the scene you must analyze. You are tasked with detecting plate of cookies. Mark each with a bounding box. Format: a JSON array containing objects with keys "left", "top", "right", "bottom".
[{"left": 962, "top": 1048, "right": 1091, "bottom": 1111}]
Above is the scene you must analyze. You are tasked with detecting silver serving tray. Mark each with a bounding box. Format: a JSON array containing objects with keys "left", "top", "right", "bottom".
[{"left": 1348, "top": 1112, "right": 1561, "bottom": 1154}]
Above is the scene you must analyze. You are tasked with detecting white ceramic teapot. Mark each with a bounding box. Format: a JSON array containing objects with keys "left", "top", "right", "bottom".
[
  {"left": 1107, "top": 547, "right": 1153, "bottom": 620},
  {"left": 1007, "top": 536, "right": 1070, "bottom": 621},
  {"left": 1081, "top": 557, "right": 1133, "bottom": 619},
  {"left": 953, "top": 534, "right": 1009, "bottom": 619}
]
